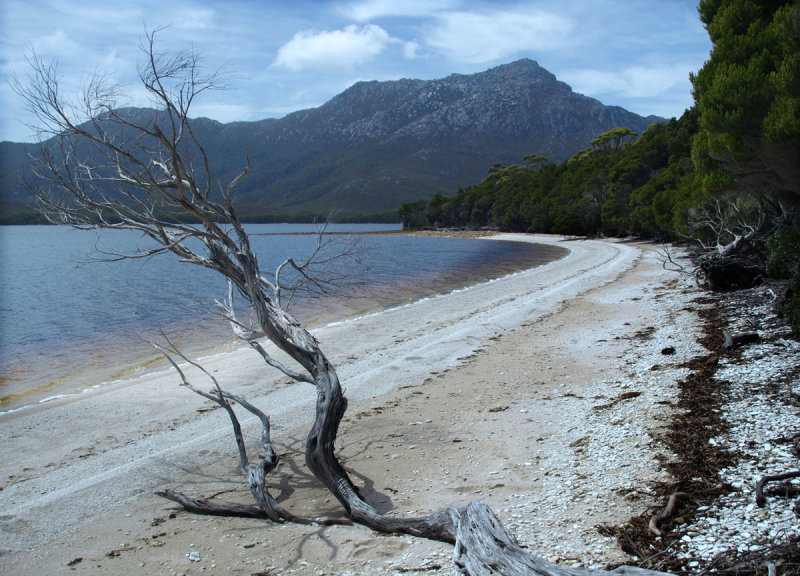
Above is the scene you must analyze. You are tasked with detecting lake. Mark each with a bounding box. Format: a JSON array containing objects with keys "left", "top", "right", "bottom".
[{"left": 0, "top": 224, "right": 563, "bottom": 413}]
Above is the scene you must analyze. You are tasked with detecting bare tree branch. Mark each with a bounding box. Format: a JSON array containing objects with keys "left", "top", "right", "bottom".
[
  {"left": 682, "top": 195, "right": 788, "bottom": 291},
  {"left": 16, "top": 33, "right": 672, "bottom": 575}
]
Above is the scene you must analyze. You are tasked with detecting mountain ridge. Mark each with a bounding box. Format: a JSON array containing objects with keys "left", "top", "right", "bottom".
[{"left": 1, "top": 59, "right": 664, "bottom": 219}]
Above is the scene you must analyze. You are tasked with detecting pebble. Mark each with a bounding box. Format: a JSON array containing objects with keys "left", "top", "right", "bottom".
[
  {"left": 146, "top": 264, "right": 798, "bottom": 576},
  {"left": 674, "top": 288, "right": 800, "bottom": 568}
]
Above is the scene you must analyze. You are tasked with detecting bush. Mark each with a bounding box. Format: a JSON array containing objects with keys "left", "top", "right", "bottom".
[
  {"left": 766, "top": 225, "right": 800, "bottom": 279},
  {"left": 766, "top": 225, "right": 800, "bottom": 334},
  {"left": 780, "top": 276, "right": 800, "bottom": 335}
]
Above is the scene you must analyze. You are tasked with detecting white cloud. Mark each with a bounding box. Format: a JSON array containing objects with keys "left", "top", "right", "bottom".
[
  {"left": 339, "top": 0, "right": 459, "bottom": 22},
  {"left": 560, "top": 64, "right": 693, "bottom": 99},
  {"left": 426, "top": 10, "right": 573, "bottom": 63},
  {"left": 273, "top": 24, "right": 393, "bottom": 71},
  {"left": 403, "top": 40, "right": 420, "bottom": 59},
  {"left": 33, "top": 29, "right": 83, "bottom": 58},
  {"left": 173, "top": 7, "right": 216, "bottom": 30}
]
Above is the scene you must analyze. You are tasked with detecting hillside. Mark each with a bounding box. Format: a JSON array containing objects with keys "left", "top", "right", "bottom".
[{"left": 0, "top": 59, "right": 662, "bottom": 220}]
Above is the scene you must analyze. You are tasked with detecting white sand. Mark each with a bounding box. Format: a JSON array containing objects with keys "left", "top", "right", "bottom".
[{"left": 0, "top": 234, "right": 702, "bottom": 574}]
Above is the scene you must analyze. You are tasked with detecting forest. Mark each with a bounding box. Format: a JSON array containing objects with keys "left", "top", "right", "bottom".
[
  {"left": 399, "top": 117, "right": 700, "bottom": 239},
  {"left": 400, "top": 0, "right": 800, "bottom": 333}
]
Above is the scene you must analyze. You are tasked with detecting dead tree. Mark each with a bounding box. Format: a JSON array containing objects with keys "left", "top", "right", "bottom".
[
  {"left": 687, "top": 196, "right": 787, "bottom": 291},
  {"left": 16, "top": 32, "right": 672, "bottom": 575}
]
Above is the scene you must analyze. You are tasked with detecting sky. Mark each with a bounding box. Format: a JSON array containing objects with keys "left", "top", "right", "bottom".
[{"left": 0, "top": 0, "right": 712, "bottom": 143}]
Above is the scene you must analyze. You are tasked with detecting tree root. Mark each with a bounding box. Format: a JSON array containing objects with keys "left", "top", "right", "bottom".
[
  {"left": 454, "top": 501, "right": 673, "bottom": 576},
  {"left": 156, "top": 489, "right": 352, "bottom": 526}
]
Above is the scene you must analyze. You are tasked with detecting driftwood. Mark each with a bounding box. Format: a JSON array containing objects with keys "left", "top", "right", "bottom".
[
  {"left": 684, "top": 197, "right": 788, "bottom": 292},
  {"left": 455, "top": 502, "right": 672, "bottom": 576},
  {"left": 19, "top": 34, "right": 675, "bottom": 576},
  {"left": 156, "top": 489, "right": 352, "bottom": 526},
  {"left": 722, "top": 330, "right": 761, "bottom": 349},
  {"left": 648, "top": 492, "right": 687, "bottom": 536},
  {"left": 755, "top": 470, "right": 800, "bottom": 507}
]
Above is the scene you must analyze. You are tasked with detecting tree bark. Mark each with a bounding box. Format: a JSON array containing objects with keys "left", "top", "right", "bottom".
[
  {"left": 20, "top": 36, "right": 677, "bottom": 575},
  {"left": 453, "top": 501, "right": 672, "bottom": 576}
]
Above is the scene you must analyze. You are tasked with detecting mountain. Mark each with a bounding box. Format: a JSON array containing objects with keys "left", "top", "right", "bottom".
[{"left": 0, "top": 59, "right": 663, "bottom": 220}]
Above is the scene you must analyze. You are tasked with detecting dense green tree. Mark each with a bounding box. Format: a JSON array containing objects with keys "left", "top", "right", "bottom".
[
  {"left": 692, "top": 0, "right": 800, "bottom": 201},
  {"left": 590, "top": 127, "right": 639, "bottom": 151},
  {"left": 400, "top": 115, "right": 701, "bottom": 237},
  {"left": 692, "top": 0, "right": 800, "bottom": 330},
  {"left": 398, "top": 199, "right": 427, "bottom": 229}
]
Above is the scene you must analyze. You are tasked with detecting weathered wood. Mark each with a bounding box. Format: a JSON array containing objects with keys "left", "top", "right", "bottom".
[
  {"left": 156, "top": 489, "right": 351, "bottom": 526},
  {"left": 686, "top": 197, "right": 787, "bottom": 292},
  {"left": 453, "top": 501, "right": 672, "bottom": 576},
  {"left": 722, "top": 330, "right": 761, "bottom": 349},
  {"left": 648, "top": 492, "right": 687, "bottom": 536},
  {"left": 24, "top": 37, "right": 675, "bottom": 575},
  {"left": 156, "top": 489, "right": 269, "bottom": 518},
  {"left": 755, "top": 470, "right": 800, "bottom": 507}
]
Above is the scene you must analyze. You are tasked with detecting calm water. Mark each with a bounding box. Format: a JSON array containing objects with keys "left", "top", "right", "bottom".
[{"left": 0, "top": 224, "right": 563, "bottom": 412}]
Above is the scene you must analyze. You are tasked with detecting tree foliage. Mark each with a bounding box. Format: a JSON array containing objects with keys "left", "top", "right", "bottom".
[
  {"left": 692, "top": 0, "right": 800, "bottom": 330},
  {"left": 692, "top": 0, "right": 800, "bottom": 201},
  {"left": 399, "top": 115, "right": 701, "bottom": 239}
]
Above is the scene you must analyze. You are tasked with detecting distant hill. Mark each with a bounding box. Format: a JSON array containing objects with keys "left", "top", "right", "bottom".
[{"left": 0, "top": 59, "right": 663, "bottom": 220}]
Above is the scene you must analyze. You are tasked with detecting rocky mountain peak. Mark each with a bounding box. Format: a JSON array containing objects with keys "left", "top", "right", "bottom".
[{"left": 2, "top": 60, "right": 664, "bottom": 219}]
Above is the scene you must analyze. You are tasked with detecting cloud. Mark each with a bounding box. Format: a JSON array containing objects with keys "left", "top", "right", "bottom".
[
  {"left": 403, "top": 40, "right": 420, "bottom": 59},
  {"left": 560, "top": 64, "right": 693, "bottom": 99},
  {"left": 172, "top": 7, "right": 216, "bottom": 30},
  {"left": 557, "top": 63, "right": 699, "bottom": 118},
  {"left": 273, "top": 24, "right": 393, "bottom": 71},
  {"left": 191, "top": 102, "right": 254, "bottom": 123},
  {"left": 426, "top": 10, "right": 573, "bottom": 63},
  {"left": 30, "top": 29, "right": 84, "bottom": 59},
  {"left": 339, "top": 0, "right": 459, "bottom": 22}
]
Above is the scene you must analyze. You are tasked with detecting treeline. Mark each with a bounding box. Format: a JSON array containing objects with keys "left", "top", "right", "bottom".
[
  {"left": 399, "top": 113, "right": 702, "bottom": 239},
  {"left": 400, "top": 0, "right": 799, "bottom": 333}
]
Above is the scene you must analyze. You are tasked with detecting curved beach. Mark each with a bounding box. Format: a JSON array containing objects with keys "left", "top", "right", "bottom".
[{"left": 0, "top": 234, "right": 703, "bottom": 574}]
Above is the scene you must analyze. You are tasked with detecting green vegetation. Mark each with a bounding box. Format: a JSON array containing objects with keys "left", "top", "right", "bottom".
[
  {"left": 402, "top": 0, "right": 800, "bottom": 331},
  {"left": 692, "top": 0, "right": 800, "bottom": 201},
  {"left": 0, "top": 201, "right": 48, "bottom": 224},
  {"left": 692, "top": 0, "right": 800, "bottom": 331},
  {"left": 399, "top": 116, "right": 702, "bottom": 239}
]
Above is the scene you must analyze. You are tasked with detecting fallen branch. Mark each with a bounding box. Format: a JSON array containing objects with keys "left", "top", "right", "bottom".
[
  {"left": 648, "top": 492, "right": 687, "bottom": 536},
  {"left": 156, "top": 489, "right": 352, "bottom": 526},
  {"left": 156, "top": 489, "right": 271, "bottom": 518},
  {"left": 722, "top": 330, "right": 761, "bottom": 349},
  {"left": 755, "top": 470, "right": 800, "bottom": 507},
  {"left": 454, "top": 501, "right": 672, "bottom": 576}
]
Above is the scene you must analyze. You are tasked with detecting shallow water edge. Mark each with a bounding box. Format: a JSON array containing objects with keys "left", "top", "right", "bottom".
[{"left": 0, "top": 232, "right": 566, "bottom": 414}]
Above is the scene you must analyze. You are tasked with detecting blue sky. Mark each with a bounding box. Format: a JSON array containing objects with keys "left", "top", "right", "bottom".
[{"left": 0, "top": 0, "right": 711, "bottom": 143}]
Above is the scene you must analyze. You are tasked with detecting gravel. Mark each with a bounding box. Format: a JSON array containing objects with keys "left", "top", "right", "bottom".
[
  {"left": 673, "top": 287, "right": 800, "bottom": 573},
  {"left": 359, "top": 270, "right": 800, "bottom": 575}
]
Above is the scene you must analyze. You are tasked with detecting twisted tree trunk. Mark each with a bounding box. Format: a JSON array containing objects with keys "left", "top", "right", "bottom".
[{"left": 19, "top": 34, "right": 674, "bottom": 575}]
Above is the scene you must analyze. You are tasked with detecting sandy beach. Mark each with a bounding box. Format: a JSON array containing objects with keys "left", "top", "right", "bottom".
[{"left": 0, "top": 234, "right": 705, "bottom": 575}]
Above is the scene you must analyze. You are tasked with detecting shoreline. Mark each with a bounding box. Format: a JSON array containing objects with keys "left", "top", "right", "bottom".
[
  {"left": 0, "top": 232, "right": 563, "bottom": 416},
  {"left": 0, "top": 234, "right": 698, "bottom": 574}
]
